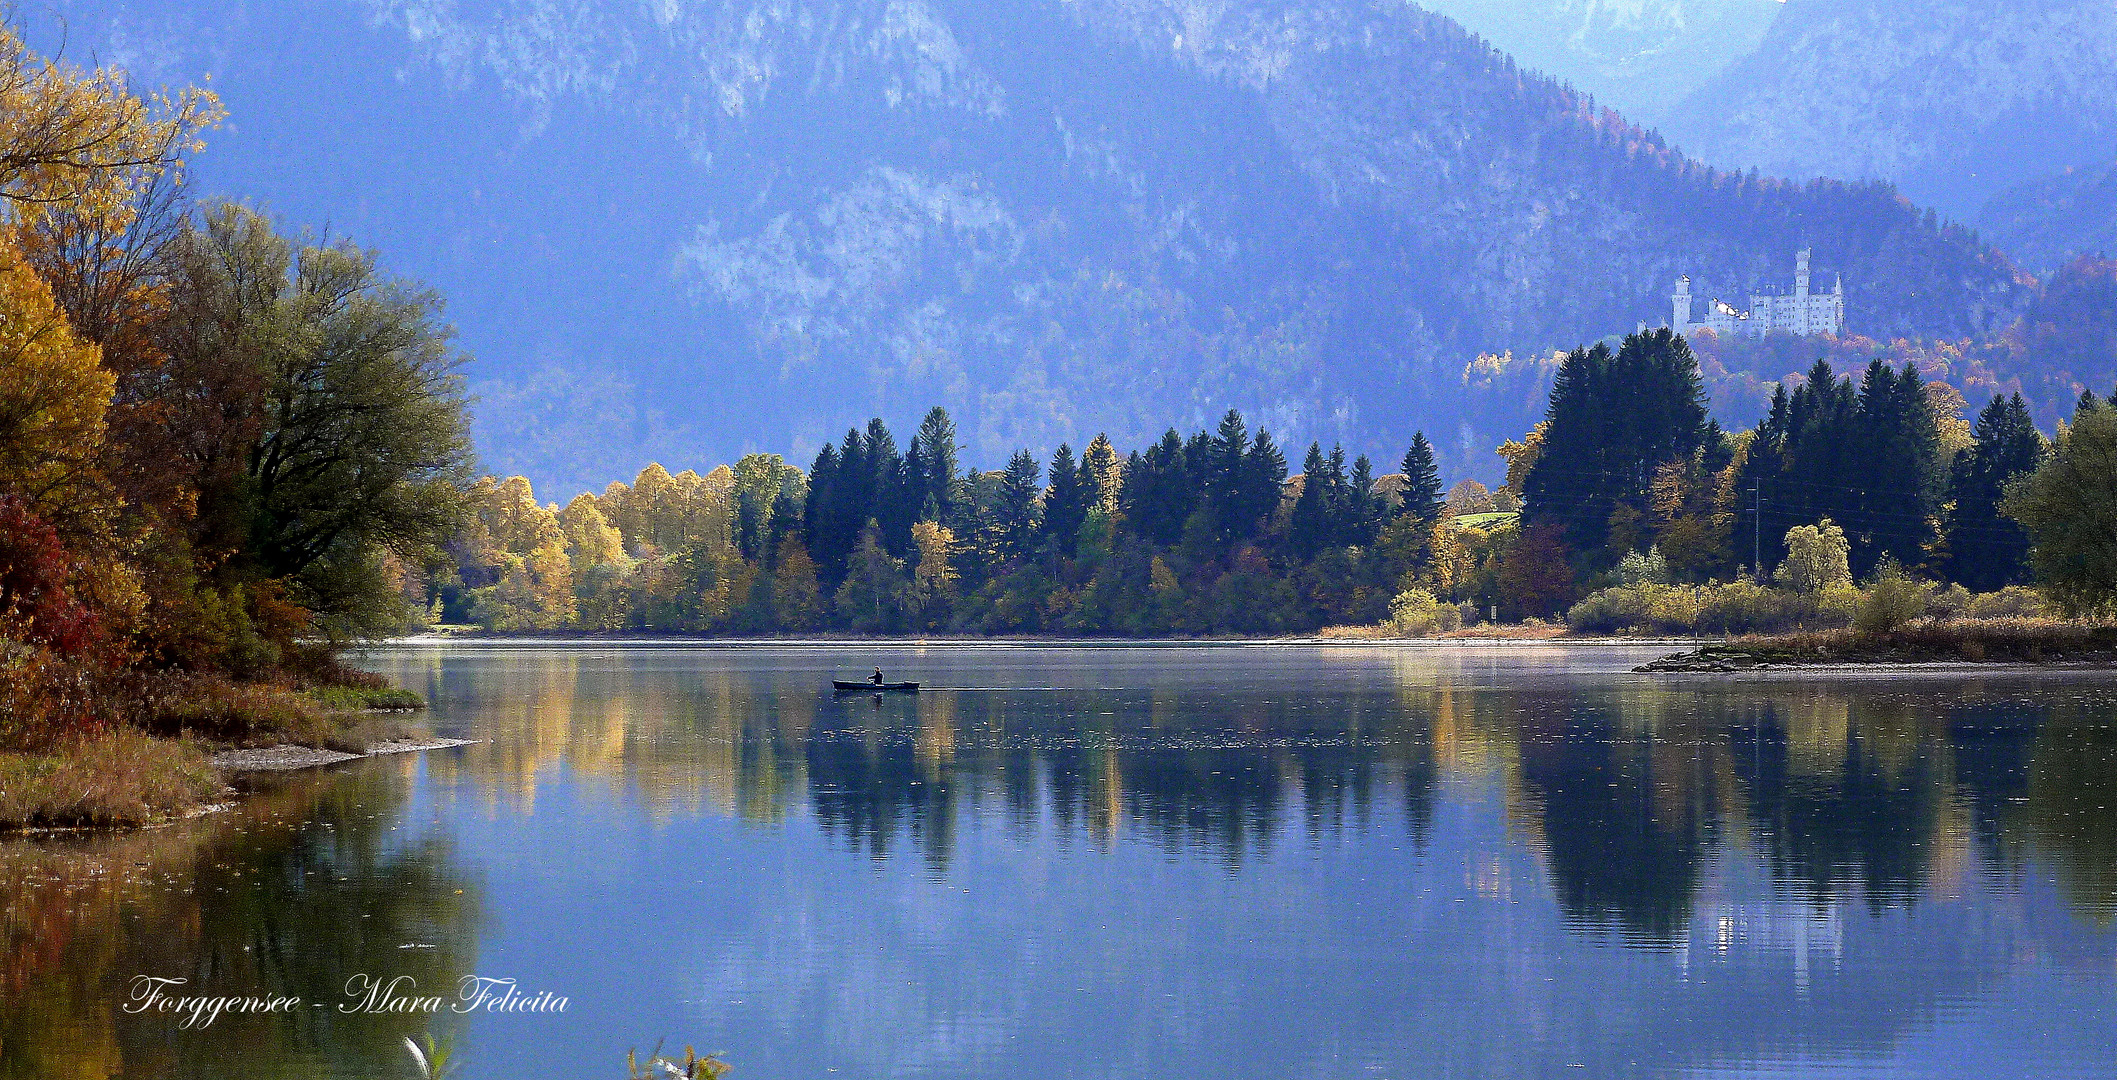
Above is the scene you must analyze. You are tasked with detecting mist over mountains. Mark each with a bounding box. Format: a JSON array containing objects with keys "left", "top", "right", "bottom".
[
  {"left": 1668, "top": 0, "right": 2117, "bottom": 226},
  {"left": 25, "top": 0, "right": 2097, "bottom": 498},
  {"left": 1415, "top": 0, "right": 1776, "bottom": 126}
]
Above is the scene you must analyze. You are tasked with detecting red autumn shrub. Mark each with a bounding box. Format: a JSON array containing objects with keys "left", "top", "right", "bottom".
[
  {"left": 0, "top": 642, "right": 114, "bottom": 748},
  {"left": 0, "top": 496, "right": 108, "bottom": 659}
]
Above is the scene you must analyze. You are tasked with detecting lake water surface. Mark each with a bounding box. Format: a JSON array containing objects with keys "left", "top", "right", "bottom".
[{"left": 4, "top": 643, "right": 2115, "bottom": 1079}]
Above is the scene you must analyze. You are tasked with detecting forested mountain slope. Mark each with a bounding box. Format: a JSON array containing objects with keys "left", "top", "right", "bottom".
[
  {"left": 1978, "top": 160, "right": 2117, "bottom": 276},
  {"left": 1669, "top": 0, "right": 2117, "bottom": 221},
  {"left": 36, "top": 1, "right": 2026, "bottom": 491}
]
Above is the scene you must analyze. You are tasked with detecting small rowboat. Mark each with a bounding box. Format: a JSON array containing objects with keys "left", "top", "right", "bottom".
[{"left": 832, "top": 680, "right": 921, "bottom": 693}]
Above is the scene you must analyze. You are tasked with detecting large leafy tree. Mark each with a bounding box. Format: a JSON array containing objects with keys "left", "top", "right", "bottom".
[
  {"left": 0, "top": 26, "right": 219, "bottom": 220},
  {"left": 0, "top": 235, "right": 114, "bottom": 527},
  {"left": 2006, "top": 399, "right": 2117, "bottom": 617},
  {"left": 164, "top": 205, "right": 472, "bottom": 632}
]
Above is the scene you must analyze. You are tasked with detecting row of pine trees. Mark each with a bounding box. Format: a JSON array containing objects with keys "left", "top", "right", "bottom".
[
  {"left": 427, "top": 409, "right": 1453, "bottom": 635},
  {"left": 424, "top": 328, "right": 2082, "bottom": 636},
  {"left": 1515, "top": 329, "right": 2056, "bottom": 603}
]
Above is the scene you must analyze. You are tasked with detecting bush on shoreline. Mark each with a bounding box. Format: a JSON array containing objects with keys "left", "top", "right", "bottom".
[
  {"left": 1566, "top": 580, "right": 1857, "bottom": 636},
  {"left": 1566, "top": 578, "right": 2053, "bottom": 638}
]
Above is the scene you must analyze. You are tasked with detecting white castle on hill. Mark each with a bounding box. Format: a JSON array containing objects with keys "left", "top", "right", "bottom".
[{"left": 1673, "top": 249, "right": 1844, "bottom": 339}]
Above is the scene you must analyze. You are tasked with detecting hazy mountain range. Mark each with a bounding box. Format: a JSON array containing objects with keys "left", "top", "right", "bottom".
[
  {"left": 1978, "top": 161, "right": 2117, "bottom": 276},
  {"left": 1417, "top": 0, "right": 1777, "bottom": 126},
  {"left": 1668, "top": 0, "right": 2117, "bottom": 228},
  {"left": 23, "top": 0, "right": 2110, "bottom": 497}
]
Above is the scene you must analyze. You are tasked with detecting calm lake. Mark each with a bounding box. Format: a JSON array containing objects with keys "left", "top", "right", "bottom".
[{"left": 4, "top": 643, "right": 2115, "bottom": 1079}]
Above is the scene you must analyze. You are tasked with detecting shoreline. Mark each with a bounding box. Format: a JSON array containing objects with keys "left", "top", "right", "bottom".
[
  {"left": 367, "top": 632, "right": 2117, "bottom": 670},
  {"left": 210, "top": 737, "right": 477, "bottom": 773},
  {"left": 0, "top": 738, "right": 476, "bottom": 838},
  {"left": 372, "top": 633, "right": 1695, "bottom": 649}
]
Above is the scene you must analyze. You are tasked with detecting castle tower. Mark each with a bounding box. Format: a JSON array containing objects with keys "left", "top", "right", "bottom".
[
  {"left": 1795, "top": 248, "right": 1811, "bottom": 297},
  {"left": 1673, "top": 275, "right": 1693, "bottom": 330}
]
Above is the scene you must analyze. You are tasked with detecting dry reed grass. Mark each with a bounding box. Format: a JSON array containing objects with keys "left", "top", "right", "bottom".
[
  {"left": 1736, "top": 617, "right": 2117, "bottom": 663},
  {"left": 0, "top": 729, "right": 228, "bottom": 829}
]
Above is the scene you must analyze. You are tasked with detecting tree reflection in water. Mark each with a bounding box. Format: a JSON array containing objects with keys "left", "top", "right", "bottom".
[
  {"left": 13, "top": 644, "right": 2085, "bottom": 1079},
  {"left": 0, "top": 758, "right": 480, "bottom": 1080},
  {"left": 379, "top": 644, "right": 2117, "bottom": 943},
  {"left": 787, "top": 676, "right": 2117, "bottom": 941}
]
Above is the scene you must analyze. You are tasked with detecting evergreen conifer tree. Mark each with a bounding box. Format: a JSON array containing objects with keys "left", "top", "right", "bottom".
[
  {"left": 995, "top": 450, "right": 1042, "bottom": 564},
  {"left": 1522, "top": 330, "right": 1708, "bottom": 560},
  {"left": 1849, "top": 362, "right": 1943, "bottom": 575},
  {"left": 1208, "top": 409, "right": 1251, "bottom": 542},
  {"left": 1081, "top": 434, "right": 1121, "bottom": 518},
  {"left": 1288, "top": 442, "right": 1332, "bottom": 557},
  {"left": 804, "top": 438, "right": 857, "bottom": 582},
  {"left": 1320, "top": 445, "right": 1350, "bottom": 542},
  {"left": 914, "top": 407, "right": 960, "bottom": 523},
  {"left": 1738, "top": 361, "right": 1945, "bottom": 577},
  {"left": 1942, "top": 394, "right": 2045, "bottom": 590},
  {"left": 1042, "top": 443, "right": 1088, "bottom": 557},
  {"left": 863, "top": 418, "right": 910, "bottom": 555},
  {"left": 1399, "top": 432, "right": 1444, "bottom": 527},
  {"left": 1346, "top": 454, "right": 1379, "bottom": 547},
  {"left": 901, "top": 440, "right": 929, "bottom": 526},
  {"left": 1120, "top": 432, "right": 1194, "bottom": 546},
  {"left": 1239, "top": 428, "right": 1288, "bottom": 543}
]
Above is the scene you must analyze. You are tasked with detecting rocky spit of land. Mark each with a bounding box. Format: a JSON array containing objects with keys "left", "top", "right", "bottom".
[
  {"left": 210, "top": 738, "right": 476, "bottom": 773},
  {"left": 1635, "top": 647, "right": 1778, "bottom": 673}
]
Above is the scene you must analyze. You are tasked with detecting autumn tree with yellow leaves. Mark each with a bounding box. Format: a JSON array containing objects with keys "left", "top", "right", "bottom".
[{"left": 0, "top": 23, "right": 472, "bottom": 751}]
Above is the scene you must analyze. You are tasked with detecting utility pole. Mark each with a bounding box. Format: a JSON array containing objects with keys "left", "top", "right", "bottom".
[{"left": 1752, "top": 482, "right": 1762, "bottom": 582}]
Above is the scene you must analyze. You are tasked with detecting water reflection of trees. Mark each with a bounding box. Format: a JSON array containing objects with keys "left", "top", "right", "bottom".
[
  {"left": 1728, "top": 697, "right": 1947, "bottom": 906},
  {"left": 377, "top": 648, "right": 2117, "bottom": 941},
  {"left": 1512, "top": 693, "right": 1724, "bottom": 942},
  {"left": 809, "top": 680, "right": 2114, "bottom": 940},
  {"left": 2007, "top": 702, "right": 2117, "bottom": 926},
  {"left": 0, "top": 760, "right": 481, "bottom": 1080}
]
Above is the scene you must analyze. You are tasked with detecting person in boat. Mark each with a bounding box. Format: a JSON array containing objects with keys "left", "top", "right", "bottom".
[{"left": 870, "top": 667, "right": 884, "bottom": 686}]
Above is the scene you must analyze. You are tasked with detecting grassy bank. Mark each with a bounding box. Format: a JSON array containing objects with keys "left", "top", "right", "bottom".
[
  {"left": 0, "top": 676, "right": 428, "bottom": 832},
  {"left": 0, "top": 730, "right": 227, "bottom": 830},
  {"left": 1640, "top": 618, "right": 2117, "bottom": 670}
]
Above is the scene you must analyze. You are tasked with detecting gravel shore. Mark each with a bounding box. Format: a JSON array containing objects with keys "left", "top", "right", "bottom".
[{"left": 210, "top": 738, "right": 475, "bottom": 772}]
